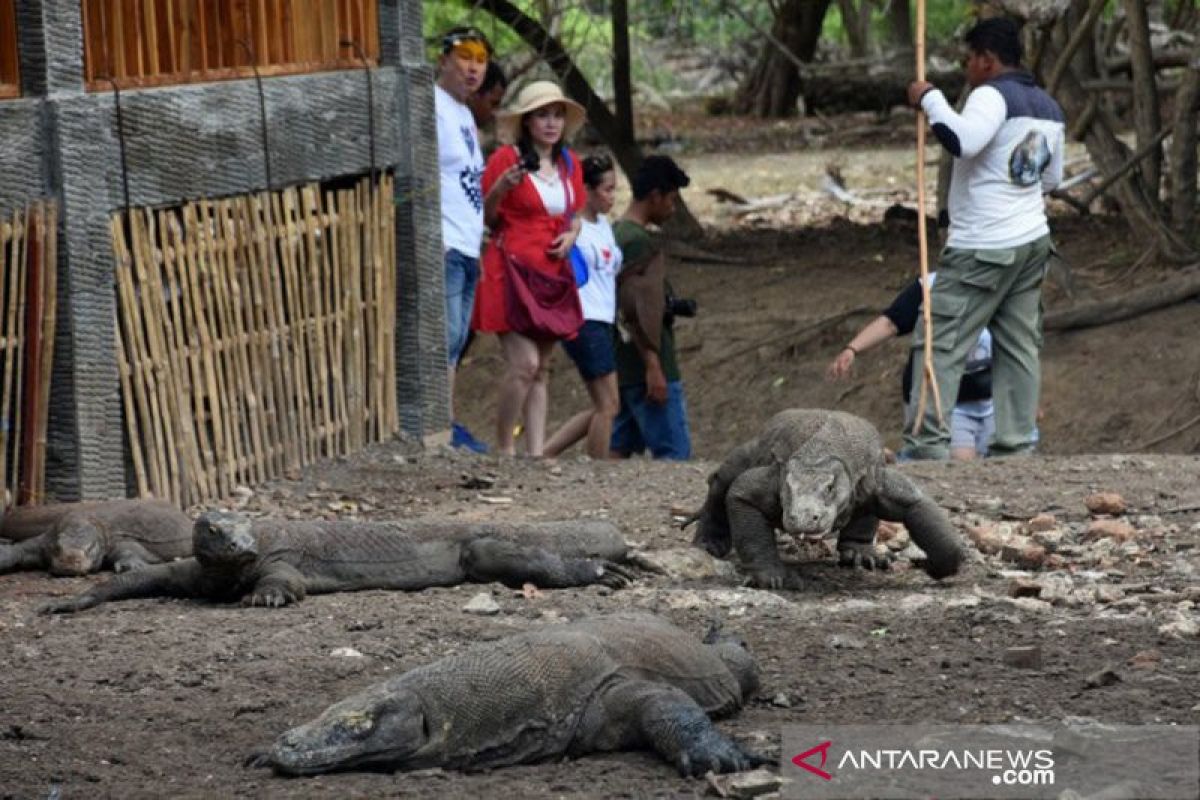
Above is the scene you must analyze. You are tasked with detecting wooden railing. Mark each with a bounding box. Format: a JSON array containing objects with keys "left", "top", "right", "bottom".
[
  {"left": 82, "top": 0, "right": 380, "bottom": 91},
  {"left": 0, "top": 0, "right": 19, "bottom": 99}
]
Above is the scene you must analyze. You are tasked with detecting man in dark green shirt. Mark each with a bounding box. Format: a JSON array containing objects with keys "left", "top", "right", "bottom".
[{"left": 610, "top": 156, "right": 693, "bottom": 459}]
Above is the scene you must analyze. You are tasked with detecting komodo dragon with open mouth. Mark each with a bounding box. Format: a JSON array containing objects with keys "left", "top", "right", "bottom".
[
  {"left": 684, "top": 408, "right": 965, "bottom": 589},
  {"left": 0, "top": 499, "right": 192, "bottom": 576},
  {"left": 247, "top": 612, "right": 770, "bottom": 777},
  {"left": 41, "top": 511, "right": 634, "bottom": 613}
]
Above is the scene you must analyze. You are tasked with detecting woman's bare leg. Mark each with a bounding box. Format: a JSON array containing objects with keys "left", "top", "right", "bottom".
[
  {"left": 584, "top": 372, "right": 620, "bottom": 460},
  {"left": 520, "top": 339, "right": 557, "bottom": 456},
  {"left": 496, "top": 333, "right": 541, "bottom": 456}
]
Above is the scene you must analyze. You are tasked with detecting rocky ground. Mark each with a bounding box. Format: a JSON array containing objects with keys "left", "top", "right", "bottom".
[{"left": 2, "top": 441, "right": 1199, "bottom": 799}]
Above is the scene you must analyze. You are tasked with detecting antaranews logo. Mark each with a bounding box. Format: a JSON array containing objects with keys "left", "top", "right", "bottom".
[{"left": 791, "top": 740, "right": 833, "bottom": 781}]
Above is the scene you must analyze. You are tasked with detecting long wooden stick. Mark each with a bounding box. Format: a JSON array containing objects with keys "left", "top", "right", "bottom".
[{"left": 911, "top": 0, "right": 945, "bottom": 438}]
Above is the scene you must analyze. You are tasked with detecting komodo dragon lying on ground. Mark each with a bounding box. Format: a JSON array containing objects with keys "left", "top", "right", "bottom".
[
  {"left": 685, "top": 408, "right": 965, "bottom": 589},
  {"left": 41, "top": 511, "right": 634, "bottom": 613},
  {"left": 248, "top": 612, "right": 770, "bottom": 777},
  {"left": 0, "top": 500, "right": 192, "bottom": 576}
]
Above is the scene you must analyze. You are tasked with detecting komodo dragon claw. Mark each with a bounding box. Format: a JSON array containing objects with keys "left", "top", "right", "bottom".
[
  {"left": 837, "top": 542, "right": 892, "bottom": 571},
  {"left": 595, "top": 561, "right": 636, "bottom": 589}
]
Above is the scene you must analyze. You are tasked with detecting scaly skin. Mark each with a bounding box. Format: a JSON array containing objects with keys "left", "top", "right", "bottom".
[
  {"left": 247, "top": 613, "right": 772, "bottom": 777},
  {"left": 686, "top": 409, "right": 964, "bottom": 588},
  {"left": 0, "top": 500, "right": 192, "bottom": 577},
  {"left": 41, "top": 513, "right": 636, "bottom": 614}
]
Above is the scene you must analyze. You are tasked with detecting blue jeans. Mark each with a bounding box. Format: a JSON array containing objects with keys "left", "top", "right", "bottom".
[
  {"left": 444, "top": 248, "right": 479, "bottom": 365},
  {"left": 610, "top": 380, "right": 691, "bottom": 460}
]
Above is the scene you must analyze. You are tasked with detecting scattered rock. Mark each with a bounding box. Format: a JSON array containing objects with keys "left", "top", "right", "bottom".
[
  {"left": 1003, "top": 646, "right": 1043, "bottom": 670},
  {"left": 1093, "top": 584, "right": 1125, "bottom": 604},
  {"left": 1083, "top": 667, "right": 1121, "bottom": 689},
  {"left": 1128, "top": 649, "right": 1162, "bottom": 670},
  {"left": 1158, "top": 616, "right": 1199, "bottom": 640},
  {"left": 966, "top": 523, "right": 1006, "bottom": 555},
  {"left": 1085, "top": 493, "right": 1127, "bottom": 516},
  {"left": 1001, "top": 539, "right": 1046, "bottom": 569},
  {"left": 1084, "top": 519, "right": 1137, "bottom": 543},
  {"left": 476, "top": 495, "right": 514, "bottom": 505},
  {"left": 1025, "top": 513, "right": 1058, "bottom": 532},
  {"left": 771, "top": 692, "right": 792, "bottom": 708},
  {"left": 1030, "top": 528, "right": 1065, "bottom": 551},
  {"left": 463, "top": 593, "right": 501, "bottom": 615},
  {"left": 827, "top": 633, "right": 867, "bottom": 650},
  {"left": 628, "top": 547, "right": 738, "bottom": 581},
  {"left": 329, "top": 647, "right": 364, "bottom": 658},
  {"left": 713, "top": 768, "right": 783, "bottom": 799},
  {"left": 897, "top": 543, "right": 926, "bottom": 563},
  {"left": 1008, "top": 578, "right": 1042, "bottom": 599},
  {"left": 1037, "top": 573, "right": 1078, "bottom": 605}
]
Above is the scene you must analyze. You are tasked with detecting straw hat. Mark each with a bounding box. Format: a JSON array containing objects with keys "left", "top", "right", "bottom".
[{"left": 495, "top": 81, "right": 587, "bottom": 145}]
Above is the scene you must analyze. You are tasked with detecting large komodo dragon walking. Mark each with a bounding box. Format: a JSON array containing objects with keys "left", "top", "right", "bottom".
[
  {"left": 0, "top": 500, "right": 192, "bottom": 576},
  {"left": 686, "top": 409, "right": 964, "bottom": 589},
  {"left": 248, "top": 612, "right": 769, "bottom": 777},
  {"left": 42, "top": 511, "right": 634, "bottom": 613}
]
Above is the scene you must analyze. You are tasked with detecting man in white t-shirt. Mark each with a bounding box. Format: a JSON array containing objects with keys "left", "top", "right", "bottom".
[
  {"left": 902, "top": 17, "right": 1063, "bottom": 460},
  {"left": 435, "top": 27, "right": 491, "bottom": 453}
]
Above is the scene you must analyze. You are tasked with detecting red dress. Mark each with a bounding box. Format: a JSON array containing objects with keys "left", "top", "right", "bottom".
[{"left": 472, "top": 145, "right": 587, "bottom": 334}]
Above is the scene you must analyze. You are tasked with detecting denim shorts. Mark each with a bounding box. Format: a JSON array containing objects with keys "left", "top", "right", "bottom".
[
  {"left": 610, "top": 380, "right": 691, "bottom": 460},
  {"left": 561, "top": 321, "right": 616, "bottom": 382},
  {"left": 444, "top": 248, "right": 479, "bottom": 365}
]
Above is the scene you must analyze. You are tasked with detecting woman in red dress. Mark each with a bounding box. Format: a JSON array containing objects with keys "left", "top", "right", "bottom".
[{"left": 473, "top": 81, "right": 587, "bottom": 456}]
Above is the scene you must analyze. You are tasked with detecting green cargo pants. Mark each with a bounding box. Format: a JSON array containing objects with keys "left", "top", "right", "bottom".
[{"left": 901, "top": 234, "right": 1053, "bottom": 460}]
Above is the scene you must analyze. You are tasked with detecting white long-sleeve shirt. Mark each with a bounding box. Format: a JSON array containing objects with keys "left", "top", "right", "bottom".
[{"left": 921, "top": 71, "right": 1065, "bottom": 249}]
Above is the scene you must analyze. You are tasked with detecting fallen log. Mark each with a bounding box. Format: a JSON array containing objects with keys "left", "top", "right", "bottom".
[{"left": 1044, "top": 265, "right": 1200, "bottom": 331}]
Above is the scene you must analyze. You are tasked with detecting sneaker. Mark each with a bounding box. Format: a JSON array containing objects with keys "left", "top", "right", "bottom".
[{"left": 451, "top": 422, "right": 488, "bottom": 454}]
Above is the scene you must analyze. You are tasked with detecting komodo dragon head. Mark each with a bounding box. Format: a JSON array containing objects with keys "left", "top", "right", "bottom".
[
  {"left": 47, "top": 518, "right": 106, "bottom": 576},
  {"left": 194, "top": 511, "right": 259, "bottom": 570},
  {"left": 779, "top": 455, "right": 852, "bottom": 537},
  {"left": 249, "top": 686, "right": 431, "bottom": 776}
]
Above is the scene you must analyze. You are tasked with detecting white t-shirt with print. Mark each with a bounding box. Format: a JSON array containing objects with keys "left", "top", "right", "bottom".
[
  {"left": 573, "top": 214, "right": 623, "bottom": 323},
  {"left": 435, "top": 85, "right": 485, "bottom": 258}
]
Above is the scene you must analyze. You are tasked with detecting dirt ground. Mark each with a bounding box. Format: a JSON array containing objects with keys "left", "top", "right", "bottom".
[
  {"left": 4, "top": 128, "right": 1200, "bottom": 799},
  {"left": 3, "top": 445, "right": 1200, "bottom": 799}
]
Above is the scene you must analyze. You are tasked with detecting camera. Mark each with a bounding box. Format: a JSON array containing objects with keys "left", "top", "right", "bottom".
[
  {"left": 663, "top": 289, "right": 697, "bottom": 328},
  {"left": 519, "top": 150, "right": 540, "bottom": 172}
]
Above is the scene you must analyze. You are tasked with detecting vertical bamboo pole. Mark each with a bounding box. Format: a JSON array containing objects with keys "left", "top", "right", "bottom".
[
  {"left": 910, "top": 0, "right": 945, "bottom": 437},
  {"left": 17, "top": 204, "right": 44, "bottom": 505},
  {"left": 33, "top": 202, "right": 58, "bottom": 502},
  {"left": 255, "top": 191, "right": 301, "bottom": 475}
]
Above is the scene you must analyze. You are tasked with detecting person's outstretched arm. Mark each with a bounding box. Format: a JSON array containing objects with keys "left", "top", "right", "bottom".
[{"left": 826, "top": 316, "right": 900, "bottom": 380}]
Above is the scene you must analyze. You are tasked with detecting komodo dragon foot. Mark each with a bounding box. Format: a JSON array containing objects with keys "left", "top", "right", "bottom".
[
  {"left": 591, "top": 561, "right": 636, "bottom": 589},
  {"left": 741, "top": 562, "right": 804, "bottom": 591},
  {"left": 674, "top": 728, "right": 775, "bottom": 778},
  {"left": 837, "top": 542, "right": 893, "bottom": 571}
]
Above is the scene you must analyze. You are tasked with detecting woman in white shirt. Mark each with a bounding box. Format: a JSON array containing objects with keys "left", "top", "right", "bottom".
[{"left": 545, "top": 154, "right": 624, "bottom": 458}]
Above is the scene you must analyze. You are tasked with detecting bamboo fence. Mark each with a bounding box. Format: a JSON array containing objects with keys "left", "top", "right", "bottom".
[
  {"left": 0, "top": 201, "right": 59, "bottom": 507},
  {"left": 82, "top": 0, "right": 380, "bottom": 91},
  {"left": 112, "top": 175, "right": 397, "bottom": 506}
]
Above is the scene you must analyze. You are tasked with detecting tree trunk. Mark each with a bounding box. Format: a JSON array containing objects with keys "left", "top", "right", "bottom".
[
  {"left": 837, "top": 0, "right": 873, "bottom": 58},
  {"left": 732, "top": 0, "right": 834, "bottom": 117},
  {"left": 1122, "top": 0, "right": 1164, "bottom": 202},
  {"left": 1044, "top": 266, "right": 1200, "bottom": 331},
  {"left": 1169, "top": 40, "right": 1200, "bottom": 242},
  {"left": 611, "top": 0, "right": 634, "bottom": 147},
  {"left": 886, "top": 0, "right": 914, "bottom": 52}
]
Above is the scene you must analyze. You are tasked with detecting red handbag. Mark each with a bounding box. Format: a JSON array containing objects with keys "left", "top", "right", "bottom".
[{"left": 502, "top": 249, "right": 583, "bottom": 340}]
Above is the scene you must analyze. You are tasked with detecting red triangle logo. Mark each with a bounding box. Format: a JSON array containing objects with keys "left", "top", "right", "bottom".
[{"left": 792, "top": 740, "right": 833, "bottom": 781}]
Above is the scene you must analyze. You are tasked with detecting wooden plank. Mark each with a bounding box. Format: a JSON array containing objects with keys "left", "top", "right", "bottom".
[
  {"left": 9, "top": 203, "right": 28, "bottom": 506},
  {"left": 0, "top": 0, "right": 22, "bottom": 90},
  {"left": 0, "top": 209, "right": 22, "bottom": 503}
]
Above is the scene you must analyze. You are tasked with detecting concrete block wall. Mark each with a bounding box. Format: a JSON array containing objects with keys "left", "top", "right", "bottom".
[{"left": 0, "top": 0, "right": 448, "bottom": 500}]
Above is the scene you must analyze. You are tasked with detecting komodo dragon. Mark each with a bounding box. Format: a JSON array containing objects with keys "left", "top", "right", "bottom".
[
  {"left": 684, "top": 409, "right": 964, "bottom": 589},
  {"left": 0, "top": 499, "right": 192, "bottom": 576},
  {"left": 41, "top": 511, "right": 635, "bottom": 613},
  {"left": 247, "top": 612, "right": 769, "bottom": 777}
]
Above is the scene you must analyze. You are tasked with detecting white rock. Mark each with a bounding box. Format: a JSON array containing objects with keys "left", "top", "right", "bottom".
[
  {"left": 1158, "top": 617, "right": 1199, "bottom": 639},
  {"left": 463, "top": 593, "right": 501, "bottom": 615},
  {"left": 629, "top": 547, "right": 738, "bottom": 581},
  {"left": 329, "top": 647, "right": 364, "bottom": 658}
]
